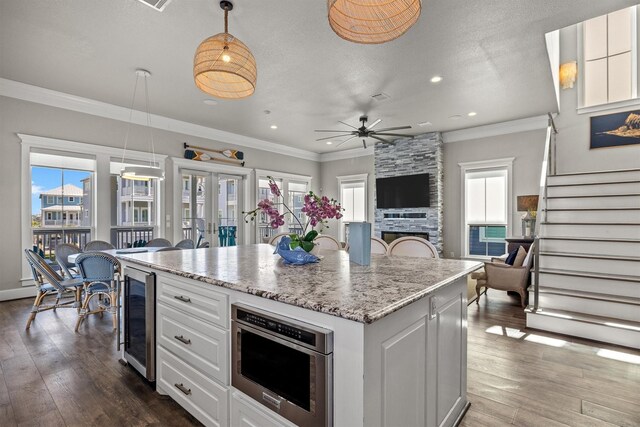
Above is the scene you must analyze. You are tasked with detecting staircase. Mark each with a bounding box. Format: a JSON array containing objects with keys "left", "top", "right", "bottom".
[{"left": 526, "top": 168, "right": 640, "bottom": 349}]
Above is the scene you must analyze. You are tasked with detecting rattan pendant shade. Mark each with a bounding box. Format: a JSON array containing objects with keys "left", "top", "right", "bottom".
[
  {"left": 327, "top": 0, "right": 421, "bottom": 44},
  {"left": 194, "top": 2, "right": 257, "bottom": 99}
]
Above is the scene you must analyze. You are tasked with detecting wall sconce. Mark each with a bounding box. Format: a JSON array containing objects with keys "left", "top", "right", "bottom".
[
  {"left": 559, "top": 61, "right": 577, "bottom": 89},
  {"left": 517, "top": 195, "right": 539, "bottom": 237}
]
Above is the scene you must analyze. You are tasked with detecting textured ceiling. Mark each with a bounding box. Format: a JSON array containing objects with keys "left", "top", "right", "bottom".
[{"left": 1, "top": 0, "right": 637, "bottom": 153}]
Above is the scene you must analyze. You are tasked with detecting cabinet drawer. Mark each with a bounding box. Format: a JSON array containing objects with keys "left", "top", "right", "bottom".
[
  {"left": 158, "top": 304, "right": 228, "bottom": 385},
  {"left": 231, "top": 391, "right": 296, "bottom": 427},
  {"left": 158, "top": 275, "right": 228, "bottom": 328},
  {"left": 157, "top": 346, "right": 228, "bottom": 427}
]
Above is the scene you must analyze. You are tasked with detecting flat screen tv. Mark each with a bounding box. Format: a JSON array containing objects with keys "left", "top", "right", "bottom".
[{"left": 376, "top": 173, "right": 430, "bottom": 209}]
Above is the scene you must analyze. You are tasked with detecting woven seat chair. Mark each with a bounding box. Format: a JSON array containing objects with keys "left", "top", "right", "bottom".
[
  {"left": 268, "top": 232, "right": 291, "bottom": 246},
  {"left": 85, "top": 240, "right": 115, "bottom": 251},
  {"left": 370, "top": 237, "right": 389, "bottom": 255},
  {"left": 24, "top": 249, "right": 84, "bottom": 329},
  {"left": 313, "top": 235, "right": 342, "bottom": 251},
  {"left": 175, "top": 239, "right": 195, "bottom": 249},
  {"left": 388, "top": 236, "right": 439, "bottom": 258},
  {"left": 54, "top": 243, "right": 81, "bottom": 279},
  {"left": 74, "top": 252, "right": 122, "bottom": 332},
  {"left": 145, "top": 238, "right": 172, "bottom": 247}
]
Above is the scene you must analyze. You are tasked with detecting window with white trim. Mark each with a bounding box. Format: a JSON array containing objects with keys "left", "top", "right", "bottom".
[
  {"left": 337, "top": 174, "right": 367, "bottom": 242},
  {"left": 582, "top": 6, "right": 637, "bottom": 107}
]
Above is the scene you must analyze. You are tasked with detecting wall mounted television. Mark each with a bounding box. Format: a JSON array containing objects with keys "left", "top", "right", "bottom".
[{"left": 376, "top": 173, "right": 430, "bottom": 209}]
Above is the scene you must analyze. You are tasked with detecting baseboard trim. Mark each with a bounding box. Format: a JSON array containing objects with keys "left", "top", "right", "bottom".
[{"left": 0, "top": 285, "right": 36, "bottom": 302}]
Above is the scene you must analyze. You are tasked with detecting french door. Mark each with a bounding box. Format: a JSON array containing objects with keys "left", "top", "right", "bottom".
[{"left": 180, "top": 169, "right": 243, "bottom": 247}]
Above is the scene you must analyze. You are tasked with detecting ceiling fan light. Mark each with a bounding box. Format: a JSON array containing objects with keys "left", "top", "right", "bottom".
[{"left": 327, "top": 0, "right": 422, "bottom": 44}]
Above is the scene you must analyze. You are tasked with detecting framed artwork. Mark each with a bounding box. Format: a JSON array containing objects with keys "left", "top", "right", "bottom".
[{"left": 590, "top": 110, "right": 640, "bottom": 149}]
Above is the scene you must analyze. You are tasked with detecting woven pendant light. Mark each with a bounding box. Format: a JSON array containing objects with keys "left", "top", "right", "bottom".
[
  {"left": 327, "top": 0, "right": 421, "bottom": 44},
  {"left": 194, "top": 1, "right": 257, "bottom": 99}
]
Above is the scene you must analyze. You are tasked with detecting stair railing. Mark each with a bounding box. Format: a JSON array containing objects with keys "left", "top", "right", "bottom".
[{"left": 532, "top": 113, "right": 558, "bottom": 312}]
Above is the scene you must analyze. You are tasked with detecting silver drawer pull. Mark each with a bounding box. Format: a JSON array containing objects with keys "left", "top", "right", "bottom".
[
  {"left": 174, "top": 383, "right": 192, "bottom": 396},
  {"left": 174, "top": 335, "right": 191, "bottom": 345},
  {"left": 262, "top": 392, "right": 281, "bottom": 410},
  {"left": 174, "top": 295, "right": 191, "bottom": 303}
]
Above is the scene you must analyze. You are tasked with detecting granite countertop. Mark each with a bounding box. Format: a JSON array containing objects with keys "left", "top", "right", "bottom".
[{"left": 119, "top": 244, "right": 482, "bottom": 324}]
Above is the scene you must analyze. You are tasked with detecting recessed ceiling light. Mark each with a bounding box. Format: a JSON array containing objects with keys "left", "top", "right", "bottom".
[
  {"left": 430, "top": 76, "right": 443, "bottom": 83},
  {"left": 449, "top": 115, "right": 462, "bottom": 120},
  {"left": 264, "top": 110, "right": 271, "bottom": 115},
  {"left": 468, "top": 111, "right": 477, "bottom": 117},
  {"left": 270, "top": 125, "right": 278, "bottom": 129},
  {"left": 417, "top": 121, "right": 432, "bottom": 127},
  {"left": 203, "top": 99, "right": 218, "bottom": 106},
  {"left": 326, "top": 141, "right": 333, "bottom": 145}
]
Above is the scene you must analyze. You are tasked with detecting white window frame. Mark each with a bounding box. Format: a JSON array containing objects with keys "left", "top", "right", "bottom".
[
  {"left": 68, "top": 196, "right": 74, "bottom": 202},
  {"left": 254, "top": 169, "right": 312, "bottom": 241},
  {"left": 577, "top": 6, "right": 640, "bottom": 114},
  {"left": 46, "top": 195, "right": 53, "bottom": 204},
  {"left": 20, "top": 134, "right": 166, "bottom": 285},
  {"left": 336, "top": 174, "right": 368, "bottom": 242},
  {"left": 459, "top": 158, "right": 513, "bottom": 260}
]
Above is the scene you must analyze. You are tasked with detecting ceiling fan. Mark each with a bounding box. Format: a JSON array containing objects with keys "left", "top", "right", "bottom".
[{"left": 315, "top": 116, "right": 412, "bottom": 149}]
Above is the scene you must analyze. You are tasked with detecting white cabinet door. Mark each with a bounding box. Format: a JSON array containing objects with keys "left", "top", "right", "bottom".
[{"left": 230, "top": 391, "right": 295, "bottom": 427}]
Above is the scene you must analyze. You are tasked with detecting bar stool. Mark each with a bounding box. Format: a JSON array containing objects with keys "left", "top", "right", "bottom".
[{"left": 74, "top": 252, "right": 121, "bottom": 332}]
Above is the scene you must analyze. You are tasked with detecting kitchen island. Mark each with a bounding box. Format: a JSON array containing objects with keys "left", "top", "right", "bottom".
[{"left": 118, "top": 244, "right": 481, "bottom": 427}]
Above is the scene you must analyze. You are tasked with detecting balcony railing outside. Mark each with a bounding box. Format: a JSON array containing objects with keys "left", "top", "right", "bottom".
[
  {"left": 121, "top": 186, "right": 153, "bottom": 197},
  {"left": 32, "top": 227, "right": 91, "bottom": 261},
  {"left": 110, "top": 226, "right": 154, "bottom": 249},
  {"left": 42, "top": 219, "right": 82, "bottom": 227}
]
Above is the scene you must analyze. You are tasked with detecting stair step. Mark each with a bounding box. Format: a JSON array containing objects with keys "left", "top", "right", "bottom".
[
  {"left": 546, "top": 194, "right": 640, "bottom": 209},
  {"left": 538, "top": 253, "right": 640, "bottom": 276},
  {"left": 527, "top": 288, "right": 640, "bottom": 322},
  {"left": 547, "top": 181, "right": 639, "bottom": 198},
  {"left": 540, "top": 222, "right": 640, "bottom": 239},
  {"left": 538, "top": 268, "right": 640, "bottom": 283},
  {"left": 547, "top": 180, "right": 640, "bottom": 187},
  {"left": 539, "top": 251, "right": 640, "bottom": 262},
  {"left": 547, "top": 169, "right": 640, "bottom": 184},
  {"left": 525, "top": 307, "right": 640, "bottom": 349},
  {"left": 543, "top": 208, "right": 640, "bottom": 223},
  {"left": 539, "top": 237, "right": 640, "bottom": 257}
]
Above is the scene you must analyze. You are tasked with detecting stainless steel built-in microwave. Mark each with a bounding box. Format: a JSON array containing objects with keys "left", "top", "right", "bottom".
[{"left": 231, "top": 304, "right": 333, "bottom": 427}]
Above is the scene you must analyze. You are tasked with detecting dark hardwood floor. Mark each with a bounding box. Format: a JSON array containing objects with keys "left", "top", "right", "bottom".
[{"left": 0, "top": 291, "right": 638, "bottom": 426}]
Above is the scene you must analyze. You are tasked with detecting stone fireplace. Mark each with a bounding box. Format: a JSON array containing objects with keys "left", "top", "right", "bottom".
[{"left": 374, "top": 132, "right": 444, "bottom": 255}]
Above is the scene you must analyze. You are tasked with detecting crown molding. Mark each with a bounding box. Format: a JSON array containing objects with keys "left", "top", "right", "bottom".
[
  {"left": 0, "top": 78, "right": 320, "bottom": 162},
  {"left": 442, "top": 114, "right": 549, "bottom": 143}
]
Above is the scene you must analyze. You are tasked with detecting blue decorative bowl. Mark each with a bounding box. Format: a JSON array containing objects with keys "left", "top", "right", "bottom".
[{"left": 274, "top": 236, "right": 319, "bottom": 265}]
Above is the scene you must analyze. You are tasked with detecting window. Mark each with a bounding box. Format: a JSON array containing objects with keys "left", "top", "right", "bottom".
[
  {"left": 69, "top": 196, "right": 74, "bottom": 202},
  {"left": 288, "top": 182, "right": 308, "bottom": 235},
  {"left": 582, "top": 6, "right": 637, "bottom": 106},
  {"left": 46, "top": 195, "right": 53, "bottom": 204},
  {"left": 460, "top": 159, "right": 512, "bottom": 258},
  {"left": 337, "top": 174, "right": 367, "bottom": 242}
]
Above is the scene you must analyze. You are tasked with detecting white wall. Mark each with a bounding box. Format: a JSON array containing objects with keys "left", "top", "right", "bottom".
[
  {"left": 319, "top": 155, "right": 375, "bottom": 240},
  {"left": 554, "top": 13, "right": 640, "bottom": 173},
  {"left": 443, "top": 129, "right": 546, "bottom": 259},
  {"left": 0, "top": 95, "right": 320, "bottom": 294}
]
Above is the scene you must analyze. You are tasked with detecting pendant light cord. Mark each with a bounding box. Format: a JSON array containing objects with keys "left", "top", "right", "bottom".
[
  {"left": 120, "top": 74, "right": 140, "bottom": 167},
  {"left": 224, "top": 8, "right": 228, "bottom": 33},
  {"left": 143, "top": 73, "right": 157, "bottom": 167}
]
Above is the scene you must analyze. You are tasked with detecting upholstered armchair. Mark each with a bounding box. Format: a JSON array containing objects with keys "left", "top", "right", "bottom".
[{"left": 472, "top": 243, "right": 535, "bottom": 308}]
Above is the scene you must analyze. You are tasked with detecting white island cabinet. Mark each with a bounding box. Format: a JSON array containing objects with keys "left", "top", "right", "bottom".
[{"left": 119, "top": 245, "right": 480, "bottom": 427}]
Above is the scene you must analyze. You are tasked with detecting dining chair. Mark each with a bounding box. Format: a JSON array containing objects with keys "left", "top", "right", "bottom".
[
  {"left": 370, "top": 237, "right": 389, "bottom": 255},
  {"left": 388, "top": 236, "right": 439, "bottom": 258},
  {"left": 145, "top": 238, "right": 172, "bottom": 247},
  {"left": 155, "top": 246, "right": 183, "bottom": 252},
  {"left": 175, "top": 238, "right": 195, "bottom": 249},
  {"left": 74, "top": 252, "right": 122, "bottom": 331},
  {"left": 198, "top": 240, "right": 210, "bottom": 248},
  {"left": 24, "top": 249, "right": 84, "bottom": 329},
  {"left": 313, "top": 235, "right": 342, "bottom": 251},
  {"left": 85, "top": 240, "right": 116, "bottom": 251},
  {"left": 54, "top": 243, "right": 81, "bottom": 278}
]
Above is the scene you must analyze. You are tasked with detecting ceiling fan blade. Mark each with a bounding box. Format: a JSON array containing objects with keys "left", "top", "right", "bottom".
[
  {"left": 315, "top": 129, "right": 353, "bottom": 133},
  {"left": 335, "top": 135, "right": 357, "bottom": 147},
  {"left": 366, "top": 118, "right": 382, "bottom": 130},
  {"left": 316, "top": 133, "right": 352, "bottom": 141},
  {"left": 375, "top": 132, "right": 413, "bottom": 138},
  {"left": 375, "top": 126, "right": 412, "bottom": 132},
  {"left": 371, "top": 135, "right": 395, "bottom": 145},
  {"left": 338, "top": 120, "right": 358, "bottom": 130}
]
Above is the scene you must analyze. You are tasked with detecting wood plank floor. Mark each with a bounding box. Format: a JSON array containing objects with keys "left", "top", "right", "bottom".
[{"left": 0, "top": 291, "right": 638, "bottom": 426}]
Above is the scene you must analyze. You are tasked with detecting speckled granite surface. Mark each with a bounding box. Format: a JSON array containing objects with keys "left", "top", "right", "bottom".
[{"left": 119, "top": 244, "right": 482, "bottom": 324}]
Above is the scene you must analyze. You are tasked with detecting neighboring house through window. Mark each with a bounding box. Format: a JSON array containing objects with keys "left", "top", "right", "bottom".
[{"left": 337, "top": 174, "right": 368, "bottom": 242}]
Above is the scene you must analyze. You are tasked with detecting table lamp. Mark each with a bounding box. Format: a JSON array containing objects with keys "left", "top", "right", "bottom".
[{"left": 517, "top": 195, "right": 539, "bottom": 237}]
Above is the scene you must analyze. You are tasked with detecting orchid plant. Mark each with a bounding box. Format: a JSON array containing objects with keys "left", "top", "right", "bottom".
[{"left": 243, "top": 176, "right": 343, "bottom": 252}]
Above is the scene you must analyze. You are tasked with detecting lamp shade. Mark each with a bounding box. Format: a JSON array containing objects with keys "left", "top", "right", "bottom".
[
  {"left": 194, "top": 32, "right": 257, "bottom": 99},
  {"left": 517, "top": 195, "right": 539, "bottom": 212},
  {"left": 559, "top": 61, "right": 577, "bottom": 89},
  {"left": 327, "top": 0, "right": 421, "bottom": 44},
  {"left": 121, "top": 166, "right": 165, "bottom": 181}
]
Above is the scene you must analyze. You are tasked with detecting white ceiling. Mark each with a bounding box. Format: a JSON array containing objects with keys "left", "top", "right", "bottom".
[{"left": 1, "top": 0, "right": 638, "bottom": 154}]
